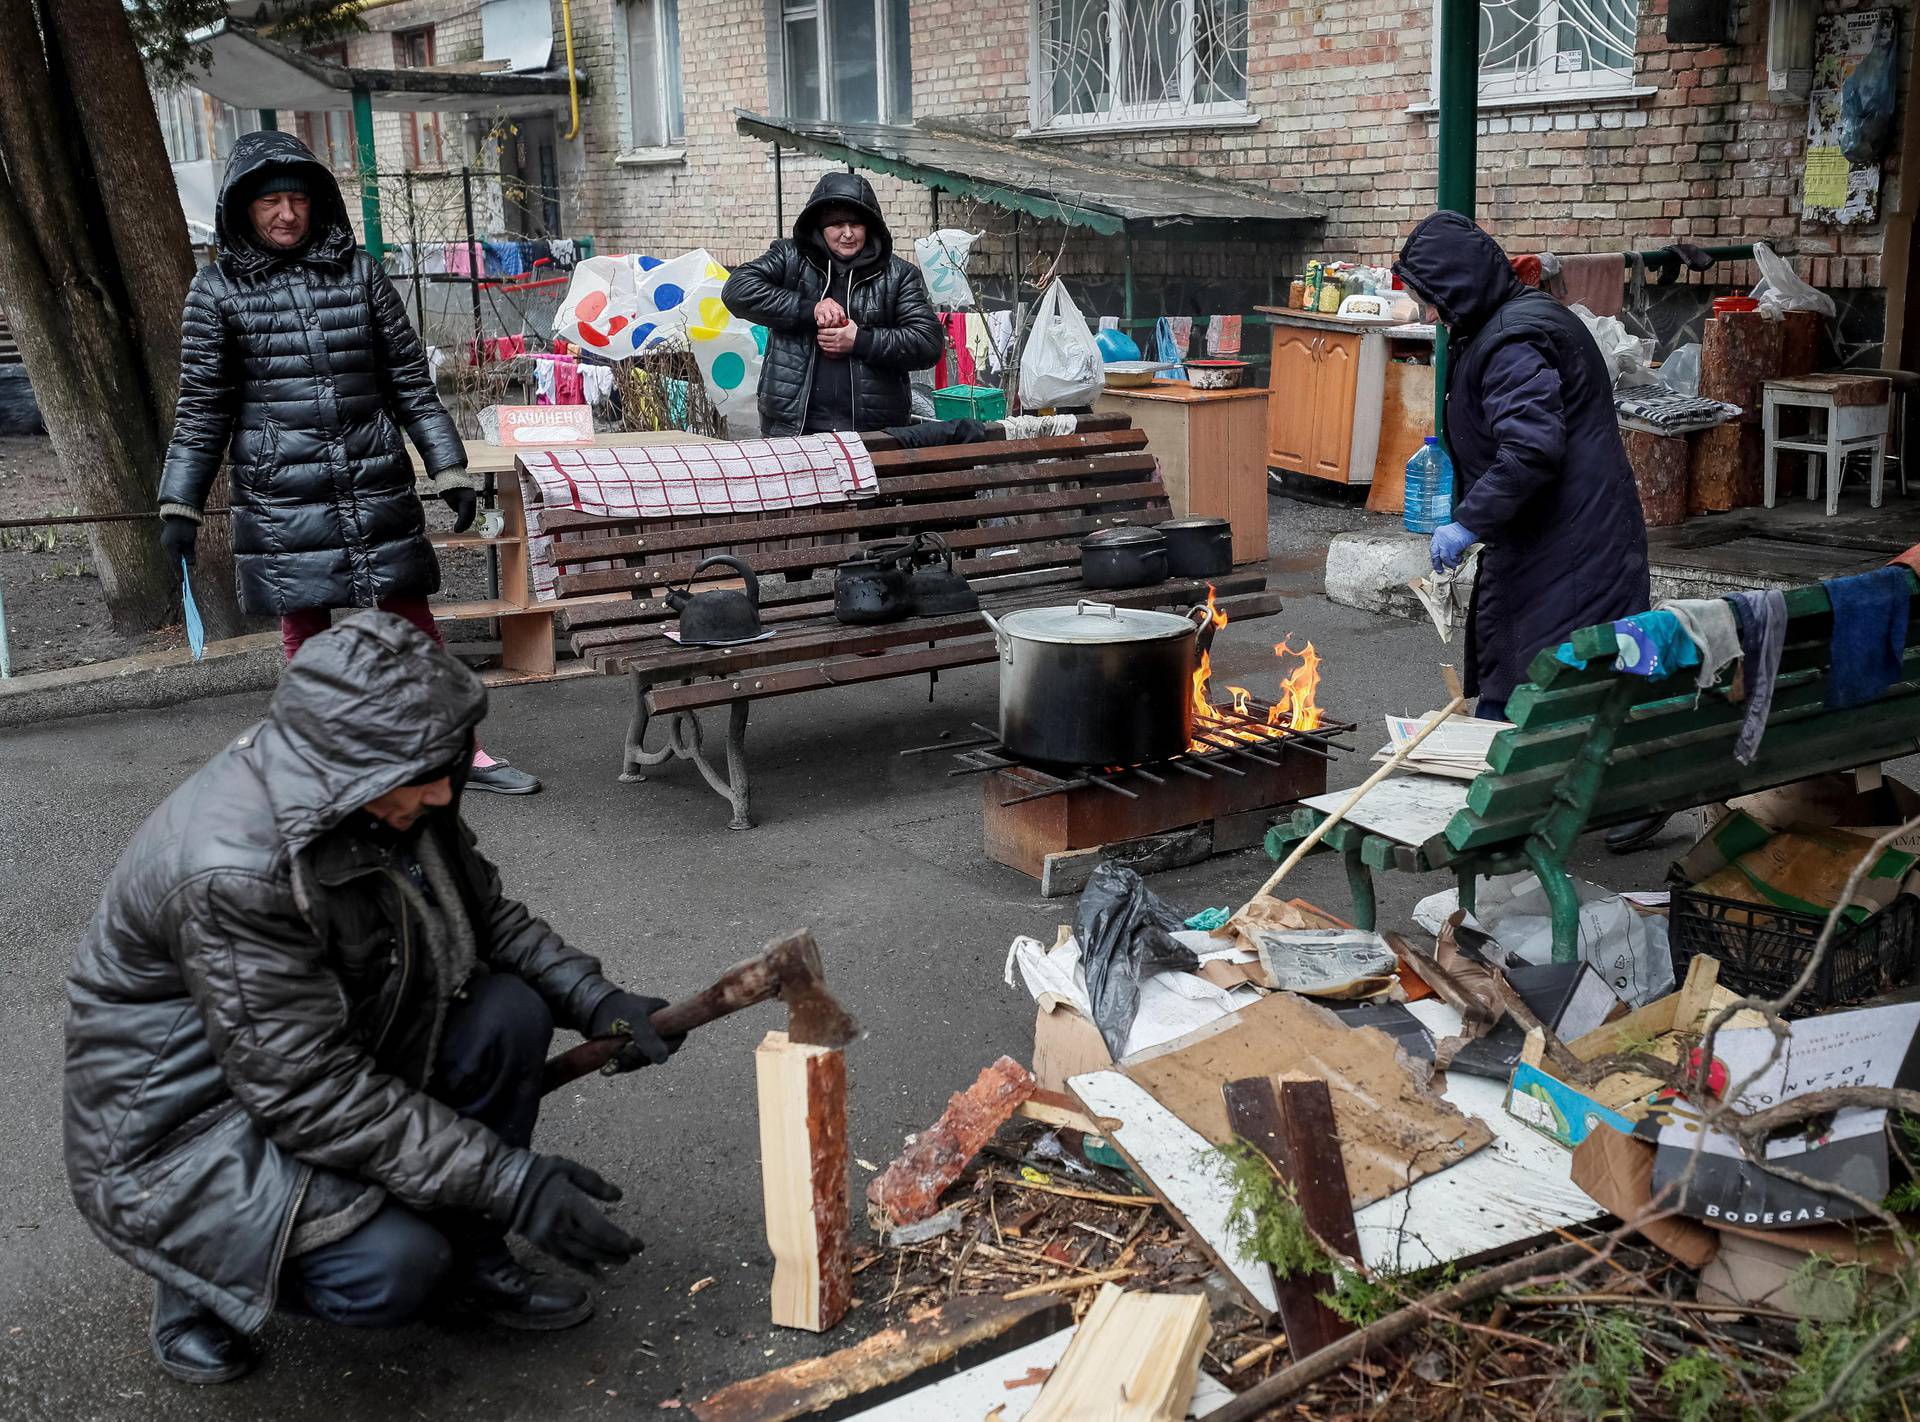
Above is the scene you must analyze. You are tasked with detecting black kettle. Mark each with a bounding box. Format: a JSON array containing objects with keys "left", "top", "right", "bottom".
[
  {"left": 667, "top": 555, "right": 763, "bottom": 645},
  {"left": 834, "top": 541, "right": 914, "bottom": 625},
  {"left": 907, "top": 532, "right": 979, "bottom": 615}
]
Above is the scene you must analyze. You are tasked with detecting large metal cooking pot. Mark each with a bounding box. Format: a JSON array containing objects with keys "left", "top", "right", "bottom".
[{"left": 980, "top": 601, "right": 1209, "bottom": 766}]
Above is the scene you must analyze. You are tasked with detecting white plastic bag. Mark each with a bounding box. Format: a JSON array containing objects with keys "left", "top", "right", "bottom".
[
  {"left": 1750, "top": 241, "right": 1836, "bottom": 319},
  {"left": 1570, "top": 304, "right": 1654, "bottom": 387},
  {"left": 552, "top": 255, "right": 641, "bottom": 352},
  {"left": 1019, "top": 279, "right": 1104, "bottom": 410},
  {"left": 1659, "top": 343, "right": 1702, "bottom": 398},
  {"left": 913, "top": 228, "right": 982, "bottom": 309}
]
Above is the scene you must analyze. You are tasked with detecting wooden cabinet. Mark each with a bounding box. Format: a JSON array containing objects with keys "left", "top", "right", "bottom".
[
  {"left": 1092, "top": 381, "right": 1269, "bottom": 563},
  {"left": 1266, "top": 327, "right": 1319, "bottom": 471},
  {"left": 1257, "top": 309, "right": 1400, "bottom": 486},
  {"left": 1308, "top": 332, "right": 1359, "bottom": 481}
]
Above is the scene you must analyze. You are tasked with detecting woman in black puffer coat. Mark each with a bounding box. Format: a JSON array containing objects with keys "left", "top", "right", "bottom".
[
  {"left": 722, "top": 171, "right": 943, "bottom": 435},
  {"left": 157, "top": 131, "right": 537, "bottom": 794}
]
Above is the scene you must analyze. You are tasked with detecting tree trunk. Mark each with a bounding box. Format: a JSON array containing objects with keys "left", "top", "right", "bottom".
[{"left": 0, "top": 0, "right": 247, "bottom": 638}]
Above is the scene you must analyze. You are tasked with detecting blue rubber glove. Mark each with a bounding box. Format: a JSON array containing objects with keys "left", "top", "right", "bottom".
[{"left": 1430, "top": 522, "right": 1476, "bottom": 572}]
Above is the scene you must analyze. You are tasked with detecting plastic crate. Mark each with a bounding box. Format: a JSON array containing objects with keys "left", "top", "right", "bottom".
[
  {"left": 931, "top": 384, "right": 1008, "bottom": 422},
  {"left": 1669, "top": 889, "right": 1920, "bottom": 1015}
]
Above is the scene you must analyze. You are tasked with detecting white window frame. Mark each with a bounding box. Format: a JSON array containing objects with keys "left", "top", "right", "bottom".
[
  {"left": 1428, "top": 0, "right": 1644, "bottom": 108},
  {"left": 615, "top": 0, "right": 686, "bottom": 158},
  {"left": 777, "top": 0, "right": 910, "bottom": 124},
  {"left": 1027, "top": 0, "right": 1254, "bottom": 135}
]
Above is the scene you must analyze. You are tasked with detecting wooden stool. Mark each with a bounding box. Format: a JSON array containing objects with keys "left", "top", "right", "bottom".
[{"left": 1763, "top": 373, "right": 1891, "bottom": 515}]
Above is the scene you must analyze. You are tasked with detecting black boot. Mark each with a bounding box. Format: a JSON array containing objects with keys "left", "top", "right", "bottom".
[
  {"left": 1604, "top": 813, "right": 1672, "bottom": 854},
  {"left": 449, "top": 1248, "right": 593, "bottom": 1331},
  {"left": 149, "top": 1281, "right": 255, "bottom": 1385}
]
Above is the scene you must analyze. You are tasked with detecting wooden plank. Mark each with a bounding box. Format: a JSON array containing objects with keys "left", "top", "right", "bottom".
[
  {"left": 1068, "top": 1071, "right": 1280, "bottom": 1319},
  {"left": 1039, "top": 823, "right": 1214, "bottom": 898},
  {"left": 548, "top": 479, "right": 1170, "bottom": 567},
  {"left": 858, "top": 411, "right": 1131, "bottom": 451},
  {"left": 1024, "top": 1284, "right": 1210, "bottom": 1422},
  {"left": 876, "top": 451, "right": 1157, "bottom": 498},
  {"left": 866, "top": 428, "right": 1148, "bottom": 472},
  {"left": 755, "top": 1031, "right": 852, "bottom": 1333},
  {"left": 1222, "top": 1078, "right": 1359, "bottom": 1359},
  {"left": 692, "top": 1297, "right": 1072, "bottom": 1422}
]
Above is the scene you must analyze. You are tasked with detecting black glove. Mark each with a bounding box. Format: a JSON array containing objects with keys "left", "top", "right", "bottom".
[
  {"left": 160, "top": 515, "right": 199, "bottom": 568},
  {"left": 510, "top": 1156, "right": 642, "bottom": 1273},
  {"left": 587, "top": 989, "right": 680, "bottom": 1072},
  {"left": 440, "top": 486, "right": 478, "bottom": 534}
]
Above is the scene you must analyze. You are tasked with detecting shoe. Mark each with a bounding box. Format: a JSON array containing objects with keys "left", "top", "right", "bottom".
[
  {"left": 449, "top": 1252, "right": 593, "bottom": 1331},
  {"left": 466, "top": 760, "right": 541, "bottom": 795},
  {"left": 150, "top": 1282, "right": 255, "bottom": 1385},
  {"left": 1604, "top": 814, "right": 1672, "bottom": 854}
]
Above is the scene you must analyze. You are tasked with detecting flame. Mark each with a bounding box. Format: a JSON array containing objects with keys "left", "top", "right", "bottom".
[
  {"left": 1268, "top": 638, "right": 1324, "bottom": 733},
  {"left": 1185, "top": 586, "right": 1328, "bottom": 749}
]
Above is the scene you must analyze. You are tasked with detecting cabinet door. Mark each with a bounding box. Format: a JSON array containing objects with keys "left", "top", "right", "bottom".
[
  {"left": 1266, "top": 328, "right": 1320, "bottom": 473},
  {"left": 1308, "top": 332, "right": 1361, "bottom": 481}
]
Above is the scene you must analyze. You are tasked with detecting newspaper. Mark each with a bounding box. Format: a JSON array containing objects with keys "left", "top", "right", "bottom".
[
  {"left": 1409, "top": 548, "right": 1478, "bottom": 642},
  {"left": 1371, "top": 711, "right": 1512, "bottom": 780}
]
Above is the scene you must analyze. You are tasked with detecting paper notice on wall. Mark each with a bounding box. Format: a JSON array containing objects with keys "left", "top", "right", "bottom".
[{"left": 1803, "top": 146, "right": 1851, "bottom": 209}]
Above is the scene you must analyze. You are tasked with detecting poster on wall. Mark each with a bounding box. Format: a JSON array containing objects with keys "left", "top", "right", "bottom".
[{"left": 1801, "top": 8, "right": 1895, "bottom": 225}]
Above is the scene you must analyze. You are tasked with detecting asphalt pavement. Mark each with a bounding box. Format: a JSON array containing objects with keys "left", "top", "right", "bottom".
[{"left": 0, "top": 506, "right": 1677, "bottom": 1419}]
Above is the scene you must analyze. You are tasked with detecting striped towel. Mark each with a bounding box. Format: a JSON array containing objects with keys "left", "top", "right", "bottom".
[{"left": 517, "top": 433, "right": 878, "bottom": 601}]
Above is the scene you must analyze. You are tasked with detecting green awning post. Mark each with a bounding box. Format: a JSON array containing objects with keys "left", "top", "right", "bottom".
[
  {"left": 1433, "top": 0, "right": 1478, "bottom": 442},
  {"left": 1123, "top": 228, "right": 1136, "bottom": 325},
  {"left": 258, "top": 109, "right": 278, "bottom": 131},
  {"left": 351, "top": 85, "right": 383, "bottom": 257}
]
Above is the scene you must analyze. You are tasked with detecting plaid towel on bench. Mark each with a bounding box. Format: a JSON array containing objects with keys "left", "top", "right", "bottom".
[{"left": 517, "top": 433, "right": 878, "bottom": 600}]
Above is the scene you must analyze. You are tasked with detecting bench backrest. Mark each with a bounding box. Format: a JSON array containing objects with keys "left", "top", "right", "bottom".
[{"left": 1445, "top": 573, "right": 1920, "bottom": 855}]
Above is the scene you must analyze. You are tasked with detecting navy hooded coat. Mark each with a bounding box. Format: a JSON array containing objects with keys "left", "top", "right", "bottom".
[{"left": 1394, "top": 213, "right": 1650, "bottom": 702}]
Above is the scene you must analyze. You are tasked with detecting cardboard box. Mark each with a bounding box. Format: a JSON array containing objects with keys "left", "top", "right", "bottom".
[{"left": 1032, "top": 1003, "right": 1115, "bottom": 1097}]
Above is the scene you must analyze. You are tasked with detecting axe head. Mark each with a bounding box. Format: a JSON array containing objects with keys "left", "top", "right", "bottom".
[{"left": 770, "top": 933, "right": 860, "bottom": 1048}]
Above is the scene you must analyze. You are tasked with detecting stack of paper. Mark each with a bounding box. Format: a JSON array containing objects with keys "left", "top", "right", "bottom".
[{"left": 1370, "top": 711, "right": 1511, "bottom": 780}]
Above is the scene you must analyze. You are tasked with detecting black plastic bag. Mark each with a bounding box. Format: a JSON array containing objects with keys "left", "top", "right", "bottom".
[
  {"left": 1840, "top": 41, "right": 1897, "bottom": 166},
  {"left": 1072, "top": 864, "right": 1201, "bottom": 1060}
]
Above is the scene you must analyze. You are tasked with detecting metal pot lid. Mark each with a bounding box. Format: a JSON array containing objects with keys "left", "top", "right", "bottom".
[
  {"left": 1082, "top": 526, "right": 1167, "bottom": 547},
  {"left": 996, "top": 601, "right": 1198, "bottom": 645},
  {"left": 1157, "top": 517, "right": 1232, "bottom": 531}
]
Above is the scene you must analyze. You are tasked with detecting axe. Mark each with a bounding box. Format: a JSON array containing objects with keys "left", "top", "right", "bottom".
[{"left": 540, "top": 929, "right": 856, "bottom": 1095}]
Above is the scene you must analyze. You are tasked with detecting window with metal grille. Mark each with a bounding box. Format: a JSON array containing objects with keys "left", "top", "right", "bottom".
[
  {"left": 1459, "top": 0, "right": 1639, "bottom": 100},
  {"left": 776, "top": 0, "right": 911, "bottom": 123},
  {"left": 1032, "top": 0, "right": 1250, "bottom": 131}
]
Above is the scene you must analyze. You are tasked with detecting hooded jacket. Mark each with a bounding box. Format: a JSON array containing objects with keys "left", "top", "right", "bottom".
[
  {"left": 721, "top": 172, "right": 943, "bottom": 436},
  {"left": 64, "top": 613, "right": 618, "bottom": 1334},
  {"left": 1395, "top": 212, "right": 1650, "bottom": 702},
  {"left": 157, "top": 131, "right": 470, "bottom": 616}
]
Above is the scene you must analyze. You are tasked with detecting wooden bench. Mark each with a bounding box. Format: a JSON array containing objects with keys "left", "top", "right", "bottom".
[
  {"left": 1267, "top": 572, "right": 1920, "bottom": 960},
  {"left": 540, "top": 416, "right": 1283, "bottom": 827}
]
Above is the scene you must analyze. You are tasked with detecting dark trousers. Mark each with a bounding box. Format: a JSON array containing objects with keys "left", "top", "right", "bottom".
[
  {"left": 1477, "top": 697, "right": 1509, "bottom": 721},
  {"left": 277, "top": 974, "right": 554, "bottom": 1328}
]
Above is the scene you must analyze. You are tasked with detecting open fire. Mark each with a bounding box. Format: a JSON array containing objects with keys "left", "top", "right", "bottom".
[{"left": 1189, "top": 587, "right": 1325, "bottom": 751}]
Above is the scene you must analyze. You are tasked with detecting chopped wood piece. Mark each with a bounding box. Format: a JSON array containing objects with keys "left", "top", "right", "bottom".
[
  {"left": 692, "top": 1296, "right": 1071, "bottom": 1422},
  {"left": 1222, "top": 1077, "right": 1361, "bottom": 1359},
  {"left": 756, "top": 1030, "right": 852, "bottom": 1333},
  {"left": 1002, "top": 1267, "right": 1136, "bottom": 1300},
  {"left": 868, "top": 1057, "right": 1037, "bottom": 1227},
  {"left": 1023, "top": 1284, "right": 1210, "bottom": 1422}
]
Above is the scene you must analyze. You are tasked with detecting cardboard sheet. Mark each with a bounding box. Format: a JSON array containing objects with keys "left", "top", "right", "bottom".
[
  {"left": 1121, "top": 993, "right": 1492, "bottom": 1209},
  {"left": 1301, "top": 774, "right": 1470, "bottom": 848}
]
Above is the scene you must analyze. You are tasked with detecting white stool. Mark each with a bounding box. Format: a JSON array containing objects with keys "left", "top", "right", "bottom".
[{"left": 1763, "top": 373, "right": 1891, "bottom": 516}]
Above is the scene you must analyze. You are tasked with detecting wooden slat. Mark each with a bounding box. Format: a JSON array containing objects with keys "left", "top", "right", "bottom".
[
  {"left": 858, "top": 411, "right": 1131, "bottom": 451},
  {"left": 549, "top": 479, "right": 1168, "bottom": 568},
  {"left": 866, "top": 428, "right": 1147, "bottom": 472},
  {"left": 553, "top": 499, "right": 1171, "bottom": 598},
  {"left": 874, "top": 451, "right": 1157, "bottom": 499}
]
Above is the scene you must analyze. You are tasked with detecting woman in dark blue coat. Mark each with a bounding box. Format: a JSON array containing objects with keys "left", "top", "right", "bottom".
[{"left": 1394, "top": 212, "right": 1650, "bottom": 719}]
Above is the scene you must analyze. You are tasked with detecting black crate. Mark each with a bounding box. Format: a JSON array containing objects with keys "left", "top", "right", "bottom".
[{"left": 1670, "top": 890, "right": 1920, "bottom": 1015}]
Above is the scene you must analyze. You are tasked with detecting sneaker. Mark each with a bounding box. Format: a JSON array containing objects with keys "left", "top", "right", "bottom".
[
  {"left": 150, "top": 1282, "right": 255, "bottom": 1385},
  {"left": 1604, "top": 814, "right": 1672, "bottom": 854},
  {"left": 466, "top": 760, "right": 541, "bottom": 795},
  {"left": 449, "top": 1253, "right": 593, "bottom": 1331}
]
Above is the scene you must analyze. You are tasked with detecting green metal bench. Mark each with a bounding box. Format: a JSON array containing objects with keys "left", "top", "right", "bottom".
[{"left": 1267, "top": 572, "right": 1920, "bottom": 962}]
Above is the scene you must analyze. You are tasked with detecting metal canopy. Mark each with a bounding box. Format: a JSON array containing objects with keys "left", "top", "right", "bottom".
[
  {"left": 183, "top": 20, "right": 574, "bottom": 115},
  {"left": 734, "top": 111, "right": 1324, "bottom": 239}
]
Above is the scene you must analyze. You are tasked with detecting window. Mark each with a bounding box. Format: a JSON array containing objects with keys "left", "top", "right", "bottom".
[
  {"left": 209, "top": 100, "right": 257, "bottom": 162},
  {"left": 621, "top": 0, "right": 685, "bottom": 148},
  {"left": 1463, "top": 0, "right": 1639, "bottom": 101},
  {"left": 777, "top": 0, "right": 911, "bottom": 123},
  {"left": 394, "top": 26, "right": 448, "bottom": 169},
  {"left": 155, "top": 86, "right": 207, "bottom": 164},
  {"left": 1033, "top": 0, "right": 1249, "bottom": 131},
  {"left": 295, "top": 46, "right": 357, "bottom": 172}
]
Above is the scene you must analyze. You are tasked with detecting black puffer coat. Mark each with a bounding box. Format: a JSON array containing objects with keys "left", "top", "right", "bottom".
[
  {"left": 157, "top": 131, "right": 470, "bottom": 616},
  {"left": 1395, "top": 213, "right": 1650, "bottom": 701},
  {"left": 721, "top": 172, "right": 943, "bottom": 436},
  {"left": 65, "top": 613, "right": 618, "bottom": 1334}
]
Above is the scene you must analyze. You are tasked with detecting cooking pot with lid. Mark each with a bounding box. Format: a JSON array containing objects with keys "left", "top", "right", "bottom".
[
  {"left": 980, "top": 601, "right": 1209, "bottom": 766},
  {"left": 1157, "top": 517, "right": 1233, "bottom": 578},
  {"left": 1080, "top": 525, "right": 1168, "bottom": 590}
]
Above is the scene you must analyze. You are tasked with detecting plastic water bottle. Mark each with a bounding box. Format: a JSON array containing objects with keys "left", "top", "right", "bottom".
[{"left": 1402, "top": 436, "right": 1454, "bottom": 535}]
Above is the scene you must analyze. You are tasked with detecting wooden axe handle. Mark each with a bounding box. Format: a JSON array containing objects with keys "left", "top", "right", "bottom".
[{"left": 539, "top": 943, "right": 790, "bottom": 1095}]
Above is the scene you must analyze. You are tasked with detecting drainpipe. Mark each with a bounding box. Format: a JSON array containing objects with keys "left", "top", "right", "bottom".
[
  {"left": 558, "top": 0, "right": 581, "bottom": 140},
  {"left": 351, "top": 83, "right": 384, "bottom": 256},
  {"left": 1432, "top": 0, "right": 1478, "bottom": 440}
]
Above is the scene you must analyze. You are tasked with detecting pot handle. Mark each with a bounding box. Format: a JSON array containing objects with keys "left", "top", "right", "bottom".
[
  {"left": 690, "top": 554, "right": 760, "bottom": 609},
  {"left": 1075, "top": 601, "right": 1119, "bottom": 619},
  {"left": 979, "top": 608, "right": 1011, "bottom": 663}
]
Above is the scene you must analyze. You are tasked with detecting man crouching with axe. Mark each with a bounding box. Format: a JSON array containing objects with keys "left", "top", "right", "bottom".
[{"left": 64, "top": 612, "right": 811, "bottom": 1385}]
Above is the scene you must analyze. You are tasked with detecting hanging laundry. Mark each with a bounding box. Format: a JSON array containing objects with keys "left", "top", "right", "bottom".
[
  {"left": 934, "top": 312, "right": 974, "bottom": 388},
  {"left": 580, "top": 363, "right": 616, "bottom": 409},
  {"left": 444, "top": 241, "right": 483, "bottom": 277},
  {"left": 483, "top": 239, "right": 527, "bottom": 277},
  {"left": 387, "top": 244, "right": 417, "bottom": 276},
  {"left": 1556, "top": 610, "right": 1702, "bottom": 679},
  {"left": 423, "top": 243, "right": 448, "bottom": 276},
  {"left": 1154, "top": 316, "right": 1189, "bottom": 380},
  {"left": 549, "top": 238, "right": 577, "bottom": 268},
  {"left": 527, "top": 239, "right": 553, "bottom": 271},
  {"left": 1510, "top": 254, "right": 1543, "bottom": 287},
  {"left": 1657, "top": 597, "right": 1743, "bottom": 690},
  {"left": 1555, "top": 254, "right": 1625, "bottom": 319},
  {"left": 1205, "top": 315, "right": 1242, "bottom": 357},
  {"left": 984, "top": 310, "right": 1015, "bottom": 367},
  {"left": 964, "top": 313, "right": 1000, "bottom": 375},
  {"left": 532, "top": 358, "right": 557, "bottom": 405},
  {"left": 1824, "top": 566, "right": 1912, "bottom": 709},
  {"left": 1726, "top": 589, "right": 1788, "bottom": 765}
]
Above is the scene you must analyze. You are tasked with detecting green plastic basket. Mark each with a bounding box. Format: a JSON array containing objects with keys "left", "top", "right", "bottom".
[{"left": 930, "top": 384, "right": 1008, "bottom": 421}]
